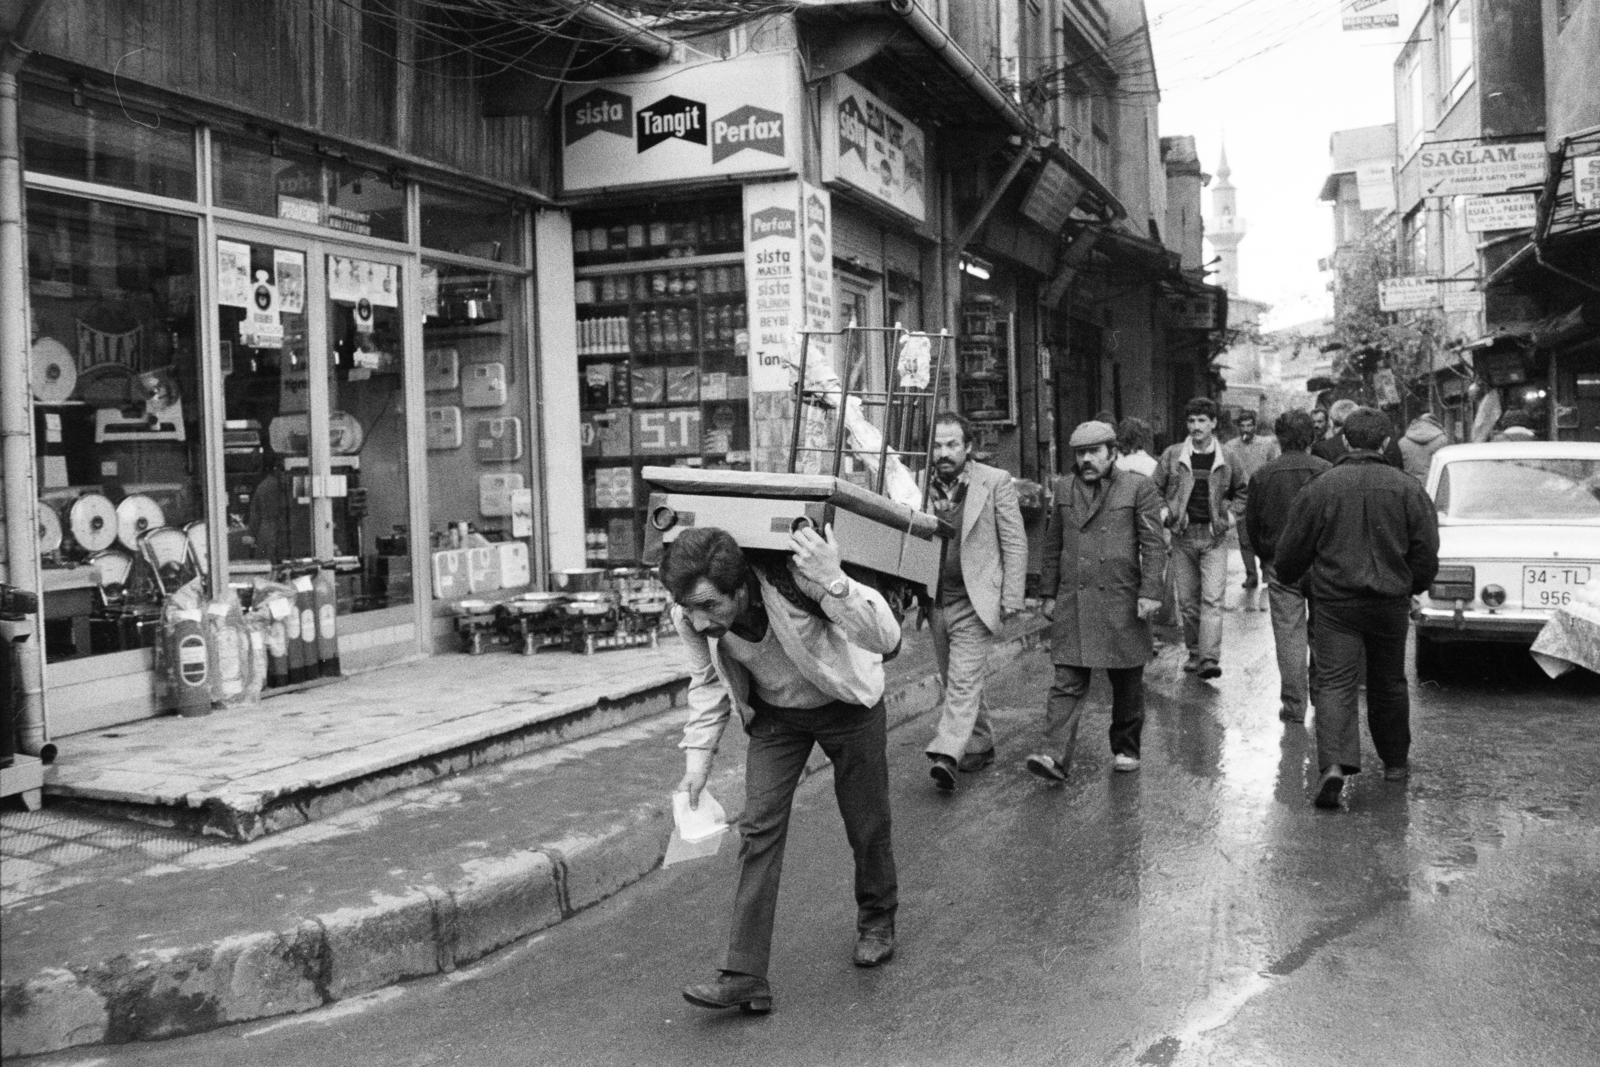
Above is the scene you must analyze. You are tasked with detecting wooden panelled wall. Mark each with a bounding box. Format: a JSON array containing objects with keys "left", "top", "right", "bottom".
[{"left": 28, "top": 0, "right": 551, "bottom": 190}]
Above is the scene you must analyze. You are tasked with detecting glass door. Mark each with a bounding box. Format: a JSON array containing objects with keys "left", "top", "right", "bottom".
[{"left": 215, "top": 228, "right": 416, "bottom": 630}]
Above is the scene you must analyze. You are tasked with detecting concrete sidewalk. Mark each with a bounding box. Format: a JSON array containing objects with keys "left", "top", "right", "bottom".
[{"left": 0, "top": 617, "right": 1046, "bottom": 1058}]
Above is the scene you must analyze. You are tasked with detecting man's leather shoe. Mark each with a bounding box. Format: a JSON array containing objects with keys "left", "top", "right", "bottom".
[
  {"left": 1197, "top": 662, "right": 1222, "bottom": 680},
  {"left": 957, "top": 748, "right": 995, "bottom": 772},
  {"left": 853, "top": 930, "right": 895, "bottom": 967},
  {"left": 1383, "top": 763, "right": 1409, "bottom": 782},
  {"left": 929, "top": 754, "right": 958, "bottom": 791},
  {"left": 1025, "top": 753, "right": 1067, "bottom": 783},
  {"left": 1314, "top": 772, "right": 1344, "bottom": 810},
  {"left": 683, "top": 972, "right": 773, "bottom": 1014}
]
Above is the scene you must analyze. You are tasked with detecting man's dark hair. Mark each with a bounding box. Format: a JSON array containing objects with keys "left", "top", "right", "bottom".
[
  {"left": 1275, "top": 409, "right": 1317, "bottom": 452},
  {"left": 1116, "top": 416, "right": 1151, "bottom": 454},
  {"left": 934, "top": 410, "right": 975, "bottom": 445},
  {"left": 1184, "top": 396, "right": 1219, "bottom": 420},
  {"left": 1342, "top": 407, "right": 1392, "bottom": 451},
  {"left": 658, "top": 527, "right": 750, "bottom": 602},
  {"left": 1500, "top": 409, "right": 1535, "bottom": 430},
  {"left": 1236, "top": 409, "right": 1257, "bottom": 426}
]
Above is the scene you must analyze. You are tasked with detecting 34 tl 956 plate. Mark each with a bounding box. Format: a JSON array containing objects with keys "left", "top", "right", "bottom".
[{"left": 1522, "top": 564, "right": 1592, "bottom": 609}]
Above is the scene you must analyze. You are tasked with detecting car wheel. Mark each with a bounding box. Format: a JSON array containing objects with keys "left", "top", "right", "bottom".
[{"left": 1413, "top": 632, "right": 1444, "bottom": 681}]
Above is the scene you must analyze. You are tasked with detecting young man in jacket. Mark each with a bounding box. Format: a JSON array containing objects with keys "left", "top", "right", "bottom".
[
  {"left": 665, "top": 524, "right": 903, "bottom": 1013},
  {"left": 1274, "top": 408, "right": 1439, "bottom": 811},
  {"left": 1244, "top": 410, "right": 1330, "bottom": 724},
  {"left": 1397, "top": 412, "right": 1450, "bottom": 483},
  {"left": 1152, "top": 397, "right": 1246, "bottom": 679},
  {"left": 1223, "top": 409, "right": 1280, "bottom": 591},
  {"left": 922, "top": 412, "right": 1029, "bottom": 791},
  {"left": 1027, "top": 420, "right": 1167, "bottom": 782}
]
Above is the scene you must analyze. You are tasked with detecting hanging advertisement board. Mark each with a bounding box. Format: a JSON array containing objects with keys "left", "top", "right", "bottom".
[
  {"left": 1575, "top": 155, "right": 1600, "bottom": 212},
  {"left": 1340, "top": 0, "right": 1399, "bottom": 30},
  {"left": 1464, "top": 193, "right": 1537, "bottom": 232},
  {"left": 1355, "top": 161, "right": 1396, "bottom": 211},
  {"left": 1379, "top": 276, "right": 1440, "bottom": 311},
  {"left": 561, "top": 53, "right": 802, "bottom": 194},
  {"left": 821, "top": 74, "right": 927, "bottom": 223},
  {"left": 1417, "top": 140, "right": 1546, "bottom": 197},
  {"left": 744, "top": 181, "right": 832, "bottom": 393}
]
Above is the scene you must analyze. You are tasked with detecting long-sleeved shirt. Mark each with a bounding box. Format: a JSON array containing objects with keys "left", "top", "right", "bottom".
[{"left": 675, "top": 568, "right": 902, "bottom": 753}]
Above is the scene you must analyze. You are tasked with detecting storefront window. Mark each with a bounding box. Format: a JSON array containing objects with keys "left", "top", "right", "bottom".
[
  {"left": 423, "top": 266, "right": 534, "bottom": 597},
  {"left": 27, "top": 191, "right": 204, "bottom": 661},
  {"left": 572, "top": 197, "right": 747, "bottom": 564},
  {"left": 22, "top": 84, "right": 196, "bottom": 200},
  {"left": 420, "top": 186, "right": 523, "bottom": 265},
  {"left": 211, "top": 135, "right": 406, "bottom": 242}
]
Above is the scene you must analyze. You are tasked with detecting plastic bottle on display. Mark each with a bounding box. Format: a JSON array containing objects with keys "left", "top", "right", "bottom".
[{"left": 313, "top": 567, "right": 341, "bottom": 677}]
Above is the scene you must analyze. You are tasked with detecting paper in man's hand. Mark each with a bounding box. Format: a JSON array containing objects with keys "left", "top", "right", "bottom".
[{"left": 663, "top": 789, "right": 730, "bottom": 867}]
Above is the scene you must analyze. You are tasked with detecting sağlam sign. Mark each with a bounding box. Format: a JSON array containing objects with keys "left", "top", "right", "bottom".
[
  {"left": 1378, "top": 276, "right": 1439, "bottom": 311},
  {"left": 822, "top": 74, "right": 927, "bottom": 222},
  {"left": 1417, "top": 140, "right": 1546, "bottom": 197},
  {"left": 561, "top": 53, "right": 801, "bottom": 193}
]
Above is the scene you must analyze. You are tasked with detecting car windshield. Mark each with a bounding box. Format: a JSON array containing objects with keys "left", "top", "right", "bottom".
[{"left": 1434, "top": 458, "right": 1600, "bottom": 522}]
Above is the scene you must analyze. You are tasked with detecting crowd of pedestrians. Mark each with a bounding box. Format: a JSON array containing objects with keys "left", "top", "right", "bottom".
[{"left": 663, "top": 396, "right": 1444, "bottom": 1013}]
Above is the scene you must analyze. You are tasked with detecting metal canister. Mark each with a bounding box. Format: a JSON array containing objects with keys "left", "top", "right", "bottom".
[
  {"left": 166, "top": 608, "right": 211, "bottom": 717},
  {"left": 313, "top": 566, "right": 341, "bottom": 677},
  {"left": 292, "top": 572, "right": 321, "bottom": 679}
]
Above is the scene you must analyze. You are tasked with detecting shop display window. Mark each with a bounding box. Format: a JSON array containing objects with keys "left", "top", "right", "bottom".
[
  {"left": 22, "top": 83, "right": 196, "bottom": 200},
  {"left": 419, "top": 186, "right": 523, "bottom": 265},
  {"left": 211, "top": 135, "right": 406, "bottom": 242},
  {"left": 422, "top": 266, "right": 535, "bottom": 599},
  {"left": 958, "top": 295, "right": 1016, "bottom": 424},
  {"left": 27, "top": 191, "right": 205, "bottom": 661},
  {"left": 572, "top": 198, "right": 747, "bottom": 565}
]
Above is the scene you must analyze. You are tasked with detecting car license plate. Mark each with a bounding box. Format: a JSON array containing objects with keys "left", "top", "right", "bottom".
[{"left": 1522, "top": 564, "right": 1593, "bottom": 609}]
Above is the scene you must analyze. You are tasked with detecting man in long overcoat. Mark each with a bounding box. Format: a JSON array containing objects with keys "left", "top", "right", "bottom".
[{"left": 1027, "top": 421, "right": 1168, "bottom": 781}]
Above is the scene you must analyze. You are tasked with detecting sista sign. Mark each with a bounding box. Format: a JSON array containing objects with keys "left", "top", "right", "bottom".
[{"left": 561, "top": 53, "right": 801, "bottom": 193}]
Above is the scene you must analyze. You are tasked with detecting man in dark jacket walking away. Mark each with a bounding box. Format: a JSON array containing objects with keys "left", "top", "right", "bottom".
[
  {"left": 1245, "top": 411, "right": 1329, "bottom": 724},
  {"left": 1027, "top": 421, "right": 1167, "bottom": 782},
  {"left": 1275, "top": 408, "right": 1439, "bottom": 811}
]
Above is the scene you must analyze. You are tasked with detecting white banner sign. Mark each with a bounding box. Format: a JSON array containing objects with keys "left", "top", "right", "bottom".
[
  {"left": 1441, "top": 289, "right": 1486, "bottom": 315},
  {"left": 745, "top": 180, "right": 805, "bottom": 393},
  {"left": 1341, "top": 0, "right": 1399, "bottom": 30},
  {"left": 1576, "top": 154, "right": 1600, "bottom": 212},
  {"left": 561, "top": 53, "right": 801, "bottom": 194},
  {"left": 1355, "top": 161, "right": 1396, "bottom": 211},
  {"left": 1418, "top": 140, "right": 1546, "bottom": 197},
  {"left": 821, "top": 74, "right": 927, "bottom": 223},
  {"left": 801, "top": 184, "right": 834, "bottom": 341},
  {"left": 1379, "top": 276, "right": 1439, "bottom": 311},
  {"left": 1464, "top": 193, "right": 1537, "bottom": 232}
]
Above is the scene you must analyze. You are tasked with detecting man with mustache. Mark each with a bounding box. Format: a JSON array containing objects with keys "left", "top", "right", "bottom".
[
  {"left": 665, "top": 523, "right": 904, "bottom": 1013},
  {"left": 922, "top": 412, "right": 1029, "bottom": 792},
  {"left": 1027, "top": 420, "right": 1167, "bottom": 781}
]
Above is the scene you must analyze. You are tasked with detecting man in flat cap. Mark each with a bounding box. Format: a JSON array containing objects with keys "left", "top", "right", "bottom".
[{"left": 1027, "top": 421, "right": 1167, "bottom": 782}]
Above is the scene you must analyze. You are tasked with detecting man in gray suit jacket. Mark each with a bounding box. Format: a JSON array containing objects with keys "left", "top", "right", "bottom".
[{"left": 924, "top": 412, "right": 1029, "bottom": 791}]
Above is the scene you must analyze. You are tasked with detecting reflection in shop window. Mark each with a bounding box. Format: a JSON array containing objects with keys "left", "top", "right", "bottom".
[
  {"left": 27, "top": 191, "right": 204, "bottom": 662},
  {"left": 22, "top": 84, "right": 197, "bottom": 200},
  {"left": 210, "top": 135, "right": 406, "bottom": 242},
  {"left": 419, "top": 186, "right": 523, "bottom": 265}
]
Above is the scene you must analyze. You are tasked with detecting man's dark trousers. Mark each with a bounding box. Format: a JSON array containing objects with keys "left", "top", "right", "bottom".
[
  {"left": 1043, "top": 665, "right": 1145, "bottom": 767},
  {"left": 722, "top": 697, "right": 897, "bottom": 978},
  {"left": 1310, "top": 598, "right": 1411, "bottom": 774}
]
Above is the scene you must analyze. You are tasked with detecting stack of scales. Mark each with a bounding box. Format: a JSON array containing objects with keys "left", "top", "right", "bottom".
[{"left": 644, "top": 327, "right": 954, "bottom": 616}]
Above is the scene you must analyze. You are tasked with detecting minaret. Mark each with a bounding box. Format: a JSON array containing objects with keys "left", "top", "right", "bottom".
[{"left": 1209, "top": 143, "right": 1246, "bottom": 295}]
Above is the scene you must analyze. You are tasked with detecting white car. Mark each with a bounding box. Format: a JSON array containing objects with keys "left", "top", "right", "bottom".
[{"left": 1415, "top": 441, "right": 1600, "bottom": 676}]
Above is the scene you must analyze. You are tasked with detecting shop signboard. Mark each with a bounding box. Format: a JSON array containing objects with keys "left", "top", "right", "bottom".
[
  {"left": 1356, "top": 161, "right": 1396, "bottom": 211},
  {"left": 1576, "top": 154, "right": 1600, "bottom": 212},
  {"left": 1340, "top": 0, "right": 1398, "bottom": 30},
  {"left": 561, "top": 52, "right": 801, "bottom": 193},
  {"left": 1166, "top": 289, "right": 1218, "bottom": 330},
  {"left": 1417, "top": 140, "right": 1546, "bottom": 197},
  {"left": 744, "top": 180, "right": 832, "bottom": 394},
  {"left": 1379, "top": 276, "right": 1440, "bottom": 311},
  {"left": 1464, "top": 193, "right": 1537, "bottom": 232},
  {"left": 1019, "top": 158, "right": 1083, "bottom": 233},
  {"left": 821, "top": 74, "right": 927, "bottom": 223},
  {"left": 1441, "top": 289, "right": 1486, "bottom": 315}
]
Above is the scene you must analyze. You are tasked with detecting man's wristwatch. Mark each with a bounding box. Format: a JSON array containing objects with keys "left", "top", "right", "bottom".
[{"left": 825, "top": 575, "right": 850, "bottom": 598}]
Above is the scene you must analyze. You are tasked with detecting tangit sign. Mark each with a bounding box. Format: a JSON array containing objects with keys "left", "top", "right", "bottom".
[{"left": 561, "top": 53, "right": 800, "bottom": 193}]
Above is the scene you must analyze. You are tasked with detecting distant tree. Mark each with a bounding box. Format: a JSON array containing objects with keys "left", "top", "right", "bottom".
[{"left": 1328, "top": 227, "right": 1442, "bottom": 404}]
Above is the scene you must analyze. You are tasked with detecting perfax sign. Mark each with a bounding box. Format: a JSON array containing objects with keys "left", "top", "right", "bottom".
[{"left": 560, "top": 52, "right": 801, "bottom": 194}]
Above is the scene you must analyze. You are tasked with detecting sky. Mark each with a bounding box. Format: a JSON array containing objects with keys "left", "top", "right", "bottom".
[{"left": 1145, "top": 0, "right": 1416, "bottom": 330}]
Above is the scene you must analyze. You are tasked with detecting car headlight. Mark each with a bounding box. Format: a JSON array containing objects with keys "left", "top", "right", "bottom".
[
  {"left": 1430, "top": 564, "right": 1475, "bottom": 602},
  {"left": 1481, "top": 584, "right": 1506, "bottom": 608}
]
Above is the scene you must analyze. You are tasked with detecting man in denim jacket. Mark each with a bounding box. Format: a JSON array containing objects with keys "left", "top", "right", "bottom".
[{"left": 1152, "top": 397, "right": 1247, "bottom": 679}]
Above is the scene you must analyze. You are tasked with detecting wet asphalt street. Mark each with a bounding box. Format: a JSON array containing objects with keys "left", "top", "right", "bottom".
[{"left": 29, "top": 598, "right": 1600, "bottom": 1067}]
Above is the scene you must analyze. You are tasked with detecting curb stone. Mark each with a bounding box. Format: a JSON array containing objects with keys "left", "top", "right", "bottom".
[{"left": 0, "top": 619, "right": 1046, "bottom": 1057}]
